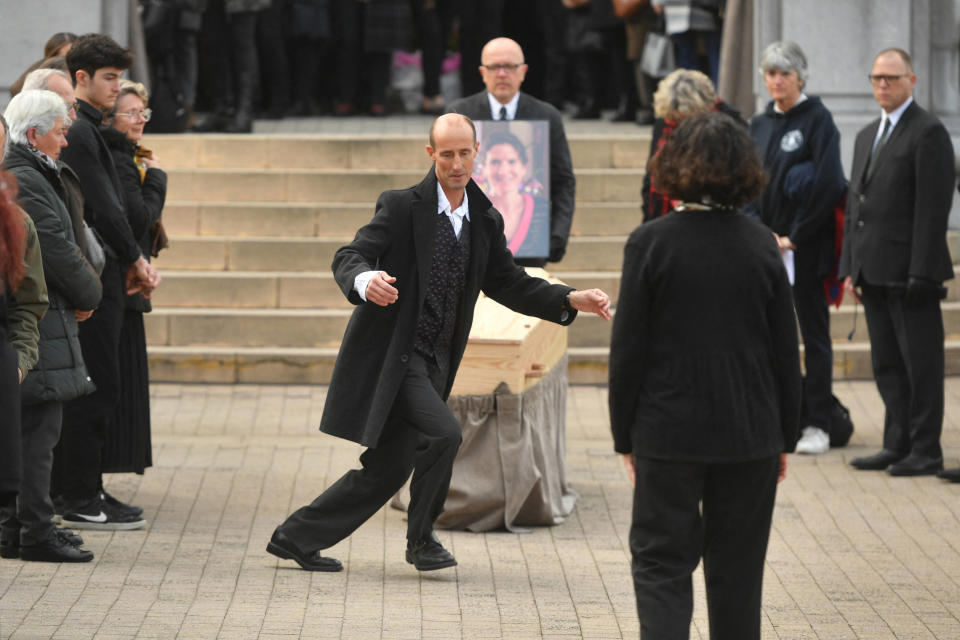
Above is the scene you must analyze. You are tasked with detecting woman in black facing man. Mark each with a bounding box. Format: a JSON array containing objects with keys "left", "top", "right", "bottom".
[{"left": 609, "top": 111, "right": 802, "bottom": 640}]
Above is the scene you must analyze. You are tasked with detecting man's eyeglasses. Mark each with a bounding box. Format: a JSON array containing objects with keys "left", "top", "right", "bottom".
[
  {"left": 116, "top": 109, "right": 152, "bottom": 122},
  {"left": 482, "top": 63, "right": 523, "bottom": 73},
  {"left": 868, "top": 74, "right": 908, "bottom": 85}
]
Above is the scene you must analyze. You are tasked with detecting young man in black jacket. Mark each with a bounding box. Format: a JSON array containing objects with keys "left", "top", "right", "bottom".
[{"left": 57, "top": 34, "right": 159, "bottom": 530}]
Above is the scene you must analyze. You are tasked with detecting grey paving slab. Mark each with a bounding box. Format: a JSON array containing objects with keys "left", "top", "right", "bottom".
[{"left": 1, "top": 379, "right": 960, "bottom": 639}]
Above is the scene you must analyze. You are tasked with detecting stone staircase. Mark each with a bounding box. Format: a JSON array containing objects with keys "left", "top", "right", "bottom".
[{"left": 145, "top": 133, "right": 960, "bottom": 384}]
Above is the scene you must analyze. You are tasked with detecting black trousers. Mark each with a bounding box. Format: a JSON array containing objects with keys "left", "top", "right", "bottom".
[
  {"left": 59, "top": 259, "right": 126, "bottom": 502},
  {"left": 630, "top": 455, "right": 779, "bottom": 640},
  {"left": 203, "top": 0, "right": 259, "bottom": 112},
  {"left": 860, "top": 282, "right": 944, "bottom": 460},
  {"left": 332, "top": 0, "right": 391, "bottom": 108},
  {"left": 277, "top": 353, "right": 461, "bottom": 552},
  {"left": 793, "top": 246, "right": 832, "bottom": 432},
  {"left": 1, "top": 401, "right": 61, "bottom": 545},
  {"left": 412, "top": 0, "right": 458, "bottom": 98}
]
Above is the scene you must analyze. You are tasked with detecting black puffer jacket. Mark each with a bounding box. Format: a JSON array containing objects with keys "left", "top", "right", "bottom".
[{"left": 4, "top": 143, "right": 102, "bottom": 404}]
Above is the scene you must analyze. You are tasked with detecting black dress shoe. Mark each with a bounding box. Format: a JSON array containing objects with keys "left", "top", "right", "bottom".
[
  {"left": 266, "top": 529, "right": 342, "bottom": 572},
  {"left": 20, "top": 532, "right": 93, "bottom": 563},
  {"left": 572, "top": 100, "right": 600, "bottom": 120},
  {"left": 849, "top": 450, "right": 905, "bottom": 471},
  {"left": 406, "top": 532, "right": 457, "bottom": 571},
  {"left": 0, "top": 530, "right": 19, "bottom": 559},
  {"left": 56, "top": 528, "right": 84, "bottom": 547},
  {"left": 936, "top": 467, "right": 960, "bottom": 482},
  {"left": 887, "top": 454, "right": 944, "bottom": 477}
]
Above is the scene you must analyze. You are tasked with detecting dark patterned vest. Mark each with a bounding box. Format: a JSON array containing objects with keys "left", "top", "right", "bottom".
[{"left": 413, "top": 213, "right": 471, "bottom": 370}]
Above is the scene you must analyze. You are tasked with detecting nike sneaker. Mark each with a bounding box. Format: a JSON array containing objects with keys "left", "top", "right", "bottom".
[
  {"left": 60, "top": 496, "right": 146, "bottom": 531},
  {"left": 101, "top": 491, "right": 144, "bottom": 518}
]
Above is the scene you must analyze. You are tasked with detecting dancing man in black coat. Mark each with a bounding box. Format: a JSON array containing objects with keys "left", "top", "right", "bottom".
[{"left": 267, "top": 114, "right": 610, "bottom": 571}]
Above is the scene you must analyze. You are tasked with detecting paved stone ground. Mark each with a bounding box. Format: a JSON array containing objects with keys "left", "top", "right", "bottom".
[{"left": 1, "top": 379, "right": 960, "bottom": 639}]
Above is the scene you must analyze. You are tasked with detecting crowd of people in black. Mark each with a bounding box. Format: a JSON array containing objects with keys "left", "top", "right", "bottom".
[
  {"left": 2, "top": 33, "right": 166, "bottom": 564},
  {"left": 132, "top": 0, "right": 724, "bottom": 132}
]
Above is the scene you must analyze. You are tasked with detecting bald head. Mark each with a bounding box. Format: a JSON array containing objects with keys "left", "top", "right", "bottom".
[
  {"left": 481, "top": 38, "right": 524, "bottom": 65},
  {"left": 429, "top": 113, "right": 476, "bottom": 149},
  {"left": 479, "top": 37, "right": 528, "bottom": 104}
]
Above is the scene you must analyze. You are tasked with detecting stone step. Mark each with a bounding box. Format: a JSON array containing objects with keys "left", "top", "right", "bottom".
[
  {"left": 149, "top": 265, "right": 960, "bottom": 311},
  {"left": 152, "top": 235, "right": 633, "bottom": 272},
  {"left": 144, "top": 134, "right": 651, "bottom": 170},
  {"left": 145, "top": 340, "right": 960, "bottom": 384},
  {"left": 154, "top": 232, "right": 960, "bottom": 278},
  {"left": 142, "top": 302, "right": 960, "bottom": 351},
  {"left": 161, "top": 201, "right": 644, "bottom": 238},
  {"left": 152, "top": 271, "right": 351, "bottom": 309},
  {"left": 164, "top": 168, "right": 645, "bottom": 203},
  {"left": 151, "top": 269, "right": 624, "bottom": 309}
]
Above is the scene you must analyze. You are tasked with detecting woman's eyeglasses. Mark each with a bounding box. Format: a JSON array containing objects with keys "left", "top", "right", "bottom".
[{"left": 116, "top": 109, "right": 152, "bottom": 122}]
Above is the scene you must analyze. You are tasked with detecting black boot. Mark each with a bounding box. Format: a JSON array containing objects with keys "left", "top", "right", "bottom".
[
  {"left": 194, "top": 105, "right": 232, "bottom": 133},
  {"left": 226, "top": 70, "right": 254, "bottom": 133}
]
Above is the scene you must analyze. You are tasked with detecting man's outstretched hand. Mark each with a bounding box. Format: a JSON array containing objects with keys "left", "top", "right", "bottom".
[{"left": 569, "top": 288, "right": 611, "bottom": 320}]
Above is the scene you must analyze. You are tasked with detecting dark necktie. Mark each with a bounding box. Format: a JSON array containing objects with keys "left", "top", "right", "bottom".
[
  {"left": 865, "top": 117, "right": 891, "bottom": 179},
  {"left": 499, "top": 106, "right": 508, "bottom": 121}
]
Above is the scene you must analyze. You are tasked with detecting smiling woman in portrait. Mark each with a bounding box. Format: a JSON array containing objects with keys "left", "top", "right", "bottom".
[{"left": 477, "top": 130, "right": 548, "bottom": 259}]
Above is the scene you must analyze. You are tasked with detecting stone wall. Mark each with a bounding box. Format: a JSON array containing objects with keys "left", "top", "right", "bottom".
[{"left": 0, "top": 0, "right": 130, "bottom": 111}]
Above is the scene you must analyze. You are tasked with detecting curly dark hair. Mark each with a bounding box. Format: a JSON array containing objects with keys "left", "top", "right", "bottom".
[
  {"left": 649, "top": 111, "right": 766, "bottom": 208},
  {"left": 65, "top": 33, "right": 132, "bottom": 86}
]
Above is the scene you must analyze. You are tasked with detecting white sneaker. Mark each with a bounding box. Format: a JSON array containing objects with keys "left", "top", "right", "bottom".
[{"left": 795, "top": 426, "right": 830, "bottom": 455}]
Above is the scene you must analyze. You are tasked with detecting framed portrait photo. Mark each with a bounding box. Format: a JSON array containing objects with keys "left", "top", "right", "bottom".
[{"left": 473, "top": 120, "right": 551, "bottom": 260}]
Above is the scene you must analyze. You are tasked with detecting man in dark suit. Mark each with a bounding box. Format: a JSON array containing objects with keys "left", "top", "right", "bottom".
[
  {"left": 448, "top": 37, "right": 576, "bottom": 267},
  {"left": 266, "top": 114, "right": 611, "bottom": 572},
  {"left": 840, "top": 48, "right": 956, "bottom": 477}
]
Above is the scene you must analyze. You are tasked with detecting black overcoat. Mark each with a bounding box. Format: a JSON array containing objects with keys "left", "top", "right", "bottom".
[
  {"left": 321, "top": 169, "right": 576, "bottom": 448},
  {"left": 839, "top": 101, "right": 955, "bottom": 286}
]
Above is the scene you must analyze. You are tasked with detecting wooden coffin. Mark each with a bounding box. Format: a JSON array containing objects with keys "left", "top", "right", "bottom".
[{"left": 451, "top": 268, "right": 568, "bottom": 396}]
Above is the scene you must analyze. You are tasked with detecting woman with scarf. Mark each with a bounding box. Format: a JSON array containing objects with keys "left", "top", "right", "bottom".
[{"left": 100, "top": 80, "right": 167, "bottom": 485}]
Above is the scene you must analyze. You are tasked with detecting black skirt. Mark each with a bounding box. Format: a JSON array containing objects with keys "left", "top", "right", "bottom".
[{"left": 101, "top": 309, "right": 152, "bottom": 474}]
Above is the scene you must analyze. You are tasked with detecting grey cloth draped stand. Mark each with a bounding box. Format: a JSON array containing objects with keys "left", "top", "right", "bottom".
[{"left": 392, "top": 355, "right": 577, "bottom": 532}]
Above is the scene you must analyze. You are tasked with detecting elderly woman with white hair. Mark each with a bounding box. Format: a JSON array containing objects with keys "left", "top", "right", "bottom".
[
  {"left": 0, "top": 90, "right": 101, "bottom": 563},
  {"left": 745, "top": 41, "right": 848, "bottom": 456}
]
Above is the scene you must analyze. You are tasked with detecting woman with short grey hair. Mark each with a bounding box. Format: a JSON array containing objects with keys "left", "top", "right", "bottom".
[
  {"left": 759, "top": 40, "right": 810, "bottom": 88},
  {"left": 1, "top": 89, "right": 101, "bottom": 563},
  {"left": 746, "top": 41, "right": 848, "bottom": 456}
]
